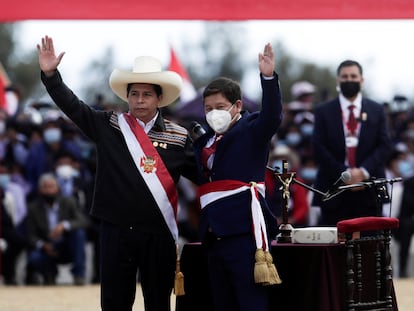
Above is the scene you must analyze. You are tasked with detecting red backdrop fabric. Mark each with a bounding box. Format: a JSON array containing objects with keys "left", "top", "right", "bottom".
[{"left": 1, "top": 0, "right": 414, "bottom": 21}]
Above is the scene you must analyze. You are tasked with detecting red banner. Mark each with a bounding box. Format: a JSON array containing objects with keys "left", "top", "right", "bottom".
[{"left": 1, "top": 0, "right": 414, "bottom": 21}]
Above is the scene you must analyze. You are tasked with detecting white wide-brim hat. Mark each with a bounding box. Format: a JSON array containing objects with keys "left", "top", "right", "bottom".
[{"left": 109, "top": 56, "right": 183, "bottom": 107}]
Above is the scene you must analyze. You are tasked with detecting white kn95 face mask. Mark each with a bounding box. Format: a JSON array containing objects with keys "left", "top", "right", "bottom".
[{"left": 206, "top": 105, "right": 234, "bottom": 134}]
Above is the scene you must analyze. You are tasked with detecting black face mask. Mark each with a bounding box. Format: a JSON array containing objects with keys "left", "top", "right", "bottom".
[
  {"left": 42, "top": 194, "right": 57, "bottom": 205},
  {"left": 340, "top": 81, "right": 361, "bottom": 99}
]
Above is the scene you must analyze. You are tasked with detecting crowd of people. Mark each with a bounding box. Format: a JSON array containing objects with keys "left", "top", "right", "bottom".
[
  {"left": 0, "top": 104, "right": 98, "bottom": 285},
  {"left": 266, "top": 75, "right": 414, "bottom": 278},
  {"left": 0, "top": 38, "right": 413, "bottom": 306}
]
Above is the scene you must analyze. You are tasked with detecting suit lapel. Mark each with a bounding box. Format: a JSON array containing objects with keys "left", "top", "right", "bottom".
[{"left": 357, "top": 99, "right": 371, "bottom": 152}]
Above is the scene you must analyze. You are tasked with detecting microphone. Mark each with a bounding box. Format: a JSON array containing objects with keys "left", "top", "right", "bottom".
[
  {"left": 189, "top": 121, "right": 206, "bottom": 142},
  {"left": 323, "top": 171, "right": 352, "bottom": 201}
]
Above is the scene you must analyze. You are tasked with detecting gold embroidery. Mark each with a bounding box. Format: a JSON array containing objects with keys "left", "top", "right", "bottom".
[{"left": 140, "top": 155, "right": 158, "bottom": 173}]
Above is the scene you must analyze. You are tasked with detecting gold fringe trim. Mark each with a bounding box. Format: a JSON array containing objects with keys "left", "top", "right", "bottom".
[
  {"left": 265, "top": 251, "right": 282, "bottom": 285},
  {"left": 254, "top": 248, "right": 270, "bottom": 284},
  {"left": 174, "top": 244, "right": 185, "bottom": 296}
]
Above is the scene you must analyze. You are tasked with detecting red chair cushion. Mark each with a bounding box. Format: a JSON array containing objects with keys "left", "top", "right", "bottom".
[{"left": 337, "top": 216, "right": 399, "bottom": 233}]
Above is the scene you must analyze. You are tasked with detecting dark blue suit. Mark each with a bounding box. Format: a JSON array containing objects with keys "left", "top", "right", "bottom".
[
  {"left": 312, "top": 97, "right": 391, "bottom": 225},
  {"left": 193, "top": 74, "right": 282, "bottom": 311}
]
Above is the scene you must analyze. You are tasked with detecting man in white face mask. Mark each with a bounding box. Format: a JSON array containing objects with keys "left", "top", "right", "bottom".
[{"left": 192, "top": 43, "right": 283, "bottom": 311}]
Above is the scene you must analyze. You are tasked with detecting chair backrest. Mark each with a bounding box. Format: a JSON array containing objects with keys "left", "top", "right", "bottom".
[{"left": 337, "top": 216, "right": 399, "bottom": 311}]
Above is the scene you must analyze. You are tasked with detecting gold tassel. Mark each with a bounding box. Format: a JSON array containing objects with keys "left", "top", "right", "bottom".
[
  {"left": 265, "top": 251, "right": 282, "bottom": 285},
  {"left": 254, "top": 248, "right": 270, "bottom": 284},
  {"left": 174, "top": 244, "right": 185, "bottom": 296}
]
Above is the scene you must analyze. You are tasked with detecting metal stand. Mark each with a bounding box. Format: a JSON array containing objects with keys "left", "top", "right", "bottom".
[
  {"left": 267, "top": 162, "right": 402, "bottom": 244},
  {"left": 273, "top": 160, "right": 295, "bottom": 243},
  {"left": 337, "top": 177, "right": 402, "bottom": 216}
]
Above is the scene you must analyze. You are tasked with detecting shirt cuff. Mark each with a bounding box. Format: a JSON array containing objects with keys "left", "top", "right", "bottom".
[
  {"left": 360, "top": 167, "right": 370, "bottom": 180},
  {"left": 62, "top": 221, "right": 71, "bottom": 230},
  {"left": 36, "top": 240, "right": 44, "bottom": 249},
  {"left": 262, "top": 74, "right": 275, "bottom": 80}
]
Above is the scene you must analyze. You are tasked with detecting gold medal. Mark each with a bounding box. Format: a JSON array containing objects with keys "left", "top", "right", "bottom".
[{"left": 140, "top": 155, "right": 158, "bottom": 173}]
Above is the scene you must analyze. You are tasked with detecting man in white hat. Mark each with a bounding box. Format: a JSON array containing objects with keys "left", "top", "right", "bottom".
[{"left": 37, "top": 36, "right": 198, "bottom": 311}]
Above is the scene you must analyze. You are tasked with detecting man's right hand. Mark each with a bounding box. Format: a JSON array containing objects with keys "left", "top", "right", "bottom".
[
  {"left": 37, "top": 35, "right": 65, "bottom": 77},
  {"left": 42, "top": 242, "right": 58, "bottom": 257}
]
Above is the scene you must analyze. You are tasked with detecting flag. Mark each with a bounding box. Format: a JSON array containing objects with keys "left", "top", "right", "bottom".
[
  {"left": 0, "top": 62, "right": 10, "bottom": 109},
  {"left": 0, "top": 62, "right": 11, "bottom": 111},
  {"left": 168, "top": 46, "right": 197, "bottom": 107}
]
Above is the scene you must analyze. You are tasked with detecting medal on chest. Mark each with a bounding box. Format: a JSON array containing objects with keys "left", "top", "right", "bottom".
[{"left": 140, "top": 155, "right": 158, "bottom": 173}]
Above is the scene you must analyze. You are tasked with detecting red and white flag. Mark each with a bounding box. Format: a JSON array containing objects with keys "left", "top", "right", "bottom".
[
  {"left": 168, "top": 46, "right": 197, "bottom": 107},
  {"left": 0, "top": 62, "right": 10, "bottom": 110}
]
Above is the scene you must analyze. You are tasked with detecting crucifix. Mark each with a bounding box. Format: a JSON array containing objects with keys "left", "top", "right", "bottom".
[{"left": 274, "top": 159, "right": 295, "bottom": 243}]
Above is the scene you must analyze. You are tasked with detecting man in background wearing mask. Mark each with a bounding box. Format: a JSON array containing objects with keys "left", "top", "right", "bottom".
[
  {"left": 191, "top": 43, "right": 282, "bottom": 311},
  {"left": 24, "top": 115, "right": 81, "bottom": 200},
  {"left": 25, "top": 173, "right": 87, "bottom": 285},
  {"left": 312, "top": 60, "right": 391, "bottom": 226}
]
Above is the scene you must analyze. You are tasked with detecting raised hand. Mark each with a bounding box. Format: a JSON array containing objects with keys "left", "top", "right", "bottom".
[
  {"left": 37, "top": 36, "right": 65, "bottom": 77},
  {"left": 258, "top": 43, "right": 275, "bottom": 77}
]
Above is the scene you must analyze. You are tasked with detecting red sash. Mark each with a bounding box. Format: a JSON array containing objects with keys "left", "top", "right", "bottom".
[
  {"left": 119, "top": 113, "right": 179, "bottom": 241},
  {"left": 198, "top": 180, "right": 269, "bottom": 251}
]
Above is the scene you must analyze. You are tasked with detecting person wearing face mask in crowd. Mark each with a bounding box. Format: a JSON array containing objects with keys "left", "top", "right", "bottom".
[
  {"left": 54, "top": 150, "right": 101, "bottom": 283},
  {"left": 265, "top": 143, "right": 310, "bottom": 228},
  {"left": 24, "top": 114, "right": 82, "bottom": 201},
  {"left": 0, "top": 159, "right": 28, "bottom": 284},
  {"left": 25, "top": 173, "right": 88, "bottom": 285},
  {"left": 312, "top": 60, "right": 392, "bottom": 226},
  {"left": 383, "top": 145, "right": 414, "bottom": 277},
  {"left": 191, "top": 43, "right": 282, "bottom": 311}
]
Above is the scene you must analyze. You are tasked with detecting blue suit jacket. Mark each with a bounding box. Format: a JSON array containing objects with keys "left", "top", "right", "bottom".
[
  {"left": 193, "top": 74, "right": 282, "bottom": 240},
  {"left": 312, "top": 97, "right": 391, "bottom": 206}
]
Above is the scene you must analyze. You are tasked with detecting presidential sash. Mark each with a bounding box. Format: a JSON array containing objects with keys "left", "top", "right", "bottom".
[
  {"left": 198, "top": 180, "right": 269, "bottom": 251},
  {"left": 118, "top": 112, "right": 179, "bottom": 242},
  {"left": 198, "top": 180, "right": 282, "bottom": 285}
]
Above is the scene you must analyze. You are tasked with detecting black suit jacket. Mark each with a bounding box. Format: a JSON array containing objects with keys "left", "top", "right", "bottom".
[
  {"left": 312, "top": 97, "right": 391, "bottom": 208},
  {"left": 26, "top": 196, "right": 88, "bottom": 249}
]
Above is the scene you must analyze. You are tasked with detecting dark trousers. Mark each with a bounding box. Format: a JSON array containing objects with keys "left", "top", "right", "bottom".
[
  {"left": 100, "top": 221, "right": 176, "bottom": 311},
  {"left": 27, "top": 228, "right": 86, "bottom": 281},
  {"left": 397, "top": 218, "right": 414, "bottom": 277},
  {"left": 206, "top": 234, "right": 269, "bottom": 311},
  {"left": 1, "top": 222, "right": 27, "bottom": 284}
]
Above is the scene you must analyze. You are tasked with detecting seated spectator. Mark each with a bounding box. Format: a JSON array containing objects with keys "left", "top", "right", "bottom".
[
  {"left": 25, "top": 173, "right": 88, "bottom": 285},
  {"left": 0, "top": 189, "right": 28, "bottom": 285}
]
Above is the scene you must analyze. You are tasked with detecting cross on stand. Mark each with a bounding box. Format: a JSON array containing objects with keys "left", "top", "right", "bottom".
[{"left": 274, "top": 159, "right": 295, "bottom": 243}]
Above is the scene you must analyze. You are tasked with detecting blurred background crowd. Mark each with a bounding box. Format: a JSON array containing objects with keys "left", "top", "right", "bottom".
[
  {"left": 1, "top": 77, "right": 414, "bottom": 287},
  {"left": 1, "top": 20, "right": 414, "bottom": 285}
]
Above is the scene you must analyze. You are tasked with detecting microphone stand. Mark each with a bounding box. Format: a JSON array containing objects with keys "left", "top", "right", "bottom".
[{"left": 337, "top": 177, "right": 403, "bottom": 217}]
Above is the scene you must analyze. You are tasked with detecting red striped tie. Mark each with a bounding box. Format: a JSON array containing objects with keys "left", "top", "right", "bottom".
[
  {"left": 347, "top": 105, "right": 358, "bottom": 135},
  {"left": 347, "top": 105, "right": 357, "bottom": 167},
  {"left": 201, "top": 135, "right": 222, "bottom": 176}
]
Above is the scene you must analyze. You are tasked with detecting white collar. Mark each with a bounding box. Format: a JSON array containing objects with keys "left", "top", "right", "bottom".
[
  {"left": 339, "top": 93, "right": 362, "bottom": 111},
  {"left": 136, "top": 111, "right": 159, "bottom": 134}
]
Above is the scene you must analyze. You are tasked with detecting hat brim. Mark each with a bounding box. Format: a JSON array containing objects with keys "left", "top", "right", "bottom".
[{"left": 109, "top": 69, "right": 182, "bottom": 107}]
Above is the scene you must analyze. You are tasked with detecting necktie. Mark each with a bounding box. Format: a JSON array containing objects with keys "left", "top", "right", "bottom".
[
  {"left": 202, "top": 135, "right": 222, "bottom": 175},
  {"left": 347, "top": 105, "right": 357, "bottom": 167},
  {"left": 347, "top": 105, "right": 358, "bottom": 136}
]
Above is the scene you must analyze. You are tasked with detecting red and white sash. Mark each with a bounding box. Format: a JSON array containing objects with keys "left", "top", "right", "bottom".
[
  {"left": 198, "top": 180, "right": 270, "bottom": 251},
  {"left": 119, "top": 113, "right": 179, "bottom": 242}
]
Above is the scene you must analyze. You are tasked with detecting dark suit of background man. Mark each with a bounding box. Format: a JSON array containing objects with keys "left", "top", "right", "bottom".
[{"left": 312, "top": 60, "right": 391, "bottom": 226}]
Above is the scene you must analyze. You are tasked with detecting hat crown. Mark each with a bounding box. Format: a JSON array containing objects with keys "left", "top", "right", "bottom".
[{"left": 132, "top": 56, "right": 162, "bottom": 74}]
